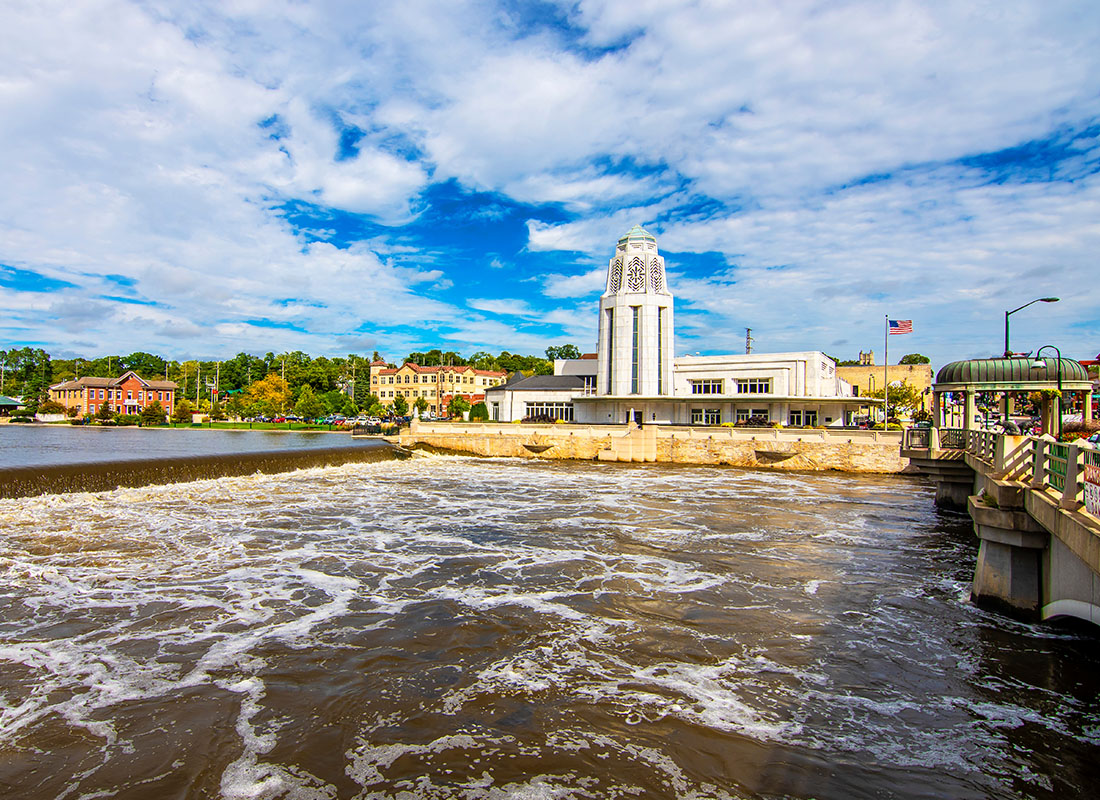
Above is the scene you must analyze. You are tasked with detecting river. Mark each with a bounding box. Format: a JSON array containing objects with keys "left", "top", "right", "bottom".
[
  {"left": 0, "top": 425, "right": 367, "bottom": 469},
  {"left": 0, "top": 457, "right": 1097, "bottom": 799}
]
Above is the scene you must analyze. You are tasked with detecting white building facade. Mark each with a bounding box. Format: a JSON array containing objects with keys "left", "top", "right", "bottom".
[{"left": 487, "top": 226, "right": 870, "bottom": 426}]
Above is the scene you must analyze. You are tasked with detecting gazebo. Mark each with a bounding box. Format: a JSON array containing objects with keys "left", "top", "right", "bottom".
[{"left": 931, "top": 357, "right": 1092, "bottom": 432}]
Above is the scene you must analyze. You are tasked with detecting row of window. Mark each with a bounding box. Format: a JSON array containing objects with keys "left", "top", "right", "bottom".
[
  {"left": 688, "top": 378, "right": 772, "bottom": 395},
  {"left": 524, "top": 402, "right": 574, "bottom": 421},
  {"left": 58, "top": 388, "right": 171, "bottom": 402},
  {"left": 688, "top": 408, "right": 821, "bottom": 425},
  {"left": 375, "top": 374, "right": 493, "bottom": 385}
]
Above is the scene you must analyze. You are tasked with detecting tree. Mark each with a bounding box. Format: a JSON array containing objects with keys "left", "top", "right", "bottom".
[
  {"left": 413, "top": 396, "right": 428, "bottom": 416},
  {"left": 141, "top": 400, "right": 166, "bottom": 426},
  {"left": 545, "top": 344, "right": 580, "bottom": 361},
  {"left": 37, "top": 399, "right": 67, "bottom": 414},
  {"left": 866, "top": 381, "right": 924, "bottom": 415},
  {"left": 368, "top": 402, "right": 386, "bottom": 418},
  {"left": 225, "top": 394, "right": 247, "bottom": 420},
  {"left": 123, "top": 352, "right": 167, "bottom": 379},
  {"left": 448, "top": 395, "right": 470, "bottom": 417},
  {"left": 469, "top": 401, "right": 488, "bottom": 421},
  {"left": 95, "top": 400, "right": 114, "bottom": 423},
  {"left": 391, "top": 395, "right": 408, "bottom": 416},
  {"left": 294, "top": 385, "right": 325, "bottom": 420},
  {"left": 210, "top": 400, "right": 227, "bottom": 421},
  {"left": 246, "top": 374, "right": 292, "bottom": 417},
  {"left": 341, "top": 397, "right": 359, "bottom": 416},
  {"left": 898, "top": 353, "right": 931, "bottom": 365},
  {"left": 171, "top": 398, "right": 193, "bottom": 424}
]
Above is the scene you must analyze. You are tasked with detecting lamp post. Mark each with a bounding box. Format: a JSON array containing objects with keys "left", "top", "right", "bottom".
[
  {"left": 1005, "top": 297, "right": 1058, "bottom": 357},
  {"left": 1032, "top": 345, "right": 1063, "bottom": 438}
]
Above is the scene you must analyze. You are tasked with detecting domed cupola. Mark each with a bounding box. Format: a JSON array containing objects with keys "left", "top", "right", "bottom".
[{"left": 605, "top": 224, "right": 670, "bottom": 296}]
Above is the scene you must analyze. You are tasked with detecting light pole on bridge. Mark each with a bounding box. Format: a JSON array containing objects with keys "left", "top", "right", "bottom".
[{"left": 1004, "top": 297, "right": 1058, "bottom": 358}]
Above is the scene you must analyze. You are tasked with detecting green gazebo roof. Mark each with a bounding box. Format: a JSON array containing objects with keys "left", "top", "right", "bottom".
[{"left": 934, "top": 357, "right": 1091, "bottom": 391}]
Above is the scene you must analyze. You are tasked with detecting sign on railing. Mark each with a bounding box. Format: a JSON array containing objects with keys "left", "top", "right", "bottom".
[{"left": 1084, "top": 448, "right": 1100, "bottom": 517}]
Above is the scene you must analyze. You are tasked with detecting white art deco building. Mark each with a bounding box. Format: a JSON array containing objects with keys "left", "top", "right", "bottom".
[{"left": 486, "top": 226, "right": 869, "bottom": 426}]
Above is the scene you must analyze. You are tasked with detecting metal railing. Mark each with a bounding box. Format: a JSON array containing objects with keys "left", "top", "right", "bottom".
[
  {"left": 938, "top": 428, "right": 967, "bottom": 450},
  {"left": 912, "top": 428, "right": 1098, "bottom": 516},
  {"left": 1046, "top": 443, "right": 1068, "bottom": 492}
]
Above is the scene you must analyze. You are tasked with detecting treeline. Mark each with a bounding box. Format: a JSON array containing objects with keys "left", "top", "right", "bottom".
[{"left": 1, "top": 344, "right": 577, "bottom": 413}]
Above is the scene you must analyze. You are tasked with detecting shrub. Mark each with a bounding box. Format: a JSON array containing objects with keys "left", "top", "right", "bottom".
[
  {"left": 116, "top": 414, "right": 141, "bottom": 426},
  {"left": 37, "top": 399, "right": 67, "bottom": 414},
  {"left": 140, "top": 400, "right": 166, "bottom": 426},
  {"left": 468, "top": 401, "right": 489, "bottom": 421}
]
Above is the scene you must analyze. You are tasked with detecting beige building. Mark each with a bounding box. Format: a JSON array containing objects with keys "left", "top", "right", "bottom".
[
  {"left": 835, "top": 350, "right": 934, "bottom": 414},
  {"left": 370, "top": 362, "right": 506, "bottom": 416}
]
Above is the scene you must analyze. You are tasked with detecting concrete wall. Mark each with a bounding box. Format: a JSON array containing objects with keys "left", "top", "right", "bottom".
[{"left": 399, "top": 421, "right": 909, "bottom": 473}]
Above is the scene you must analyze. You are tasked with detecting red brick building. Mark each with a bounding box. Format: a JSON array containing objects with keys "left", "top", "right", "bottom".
[{"left": 50, "top": 371, "right": 177, "bottom": 418}]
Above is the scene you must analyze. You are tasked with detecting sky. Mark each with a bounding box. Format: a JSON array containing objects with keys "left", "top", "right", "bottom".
[{"left": 2, "top": 0, "right": 1099, "bottom": 369}]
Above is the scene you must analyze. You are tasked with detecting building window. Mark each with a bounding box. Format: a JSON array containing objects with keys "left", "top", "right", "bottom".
[
  {"left": 631, "top": 306, "right": 640, "bottom": 394},
  {"left": 736, "top": 409, "right": 751, "bottom": 422},
  {"left": 790, "top": 410, "right": 803, "bottom": 426},
  {"left": 737, "top": 378, "right": 771, "bottom": 394},
  {"left": 127, "top": 391, "right": 132, "bottom": 400},
  {"left": 657, "top": 307, "right": 665, "bottom": 394},
  {"left": 605, "top": 308, "right": 614, "bottom": 391},
  {"left": 690, "top": 379, "right": 723, "bottom": 394},
  {"left": 524, "top": 402, "right": 574, "bottom": 422},
  {"left": 691, "top": 408, "right": 721, "bottom": 425}
]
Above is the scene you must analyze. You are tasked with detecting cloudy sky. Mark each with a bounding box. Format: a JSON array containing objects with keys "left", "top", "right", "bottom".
[{"left": 2, "top": 0, "right": 1098, "bottom": 367}]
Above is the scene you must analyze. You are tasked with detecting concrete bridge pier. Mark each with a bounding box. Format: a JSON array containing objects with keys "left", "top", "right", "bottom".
[{"left": 968, "top": 490, "right": 1047, "bottom": 621}]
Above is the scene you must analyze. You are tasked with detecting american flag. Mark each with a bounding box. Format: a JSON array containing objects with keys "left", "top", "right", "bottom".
[{"left": 888, "top": 319, "right": 913, "bottom": 335}]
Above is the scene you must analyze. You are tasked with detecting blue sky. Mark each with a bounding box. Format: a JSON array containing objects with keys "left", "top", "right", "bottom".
[{"left": 1, "top": 0, "right": 1098, "bottom": 369}]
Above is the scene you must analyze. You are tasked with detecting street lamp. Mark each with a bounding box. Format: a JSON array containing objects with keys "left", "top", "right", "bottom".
[
  {"left": 1005, "top": 297, "right": 1058, "bottom": 357},
  {"left": 1031, "top": 345, "right": 1063, "bottom": 438}
]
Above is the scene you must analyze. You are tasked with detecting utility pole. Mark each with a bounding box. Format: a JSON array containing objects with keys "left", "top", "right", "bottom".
[
  {"left": 745, "top": 328, "right": 754, "bottom": 355},
  {"left": 196, "top": 365, "right": 201, "bottom": 405}
]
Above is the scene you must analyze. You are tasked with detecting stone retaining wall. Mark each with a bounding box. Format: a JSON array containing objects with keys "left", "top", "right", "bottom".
[{"left": 399, "top": 422, "right": 909, "bottom": 473}]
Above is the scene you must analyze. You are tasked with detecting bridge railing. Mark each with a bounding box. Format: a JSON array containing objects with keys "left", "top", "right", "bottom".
[
  {"left": 914, "top": 428, "right": 1098, "bottom": 517},
  {"left": 937, "top": 428, "right": 967, "bottom": 450}
]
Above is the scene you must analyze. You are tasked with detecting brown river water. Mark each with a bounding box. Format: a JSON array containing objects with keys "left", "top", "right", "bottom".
[{"left": 0, "top": 456, "right": 1097, "bottom": 799}]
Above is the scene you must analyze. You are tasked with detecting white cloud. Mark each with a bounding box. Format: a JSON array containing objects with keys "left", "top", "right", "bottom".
[{"left": 1, "top": 0, "right": 1098, "bottom": 365}]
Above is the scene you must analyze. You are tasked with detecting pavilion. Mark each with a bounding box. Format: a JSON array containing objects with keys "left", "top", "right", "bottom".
[{"left": 931, "top": 357, "right": 1092, "bottom": 432}]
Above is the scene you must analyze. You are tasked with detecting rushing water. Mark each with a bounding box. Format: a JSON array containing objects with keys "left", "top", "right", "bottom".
[
  {"left": 0, "top": 457, "right": 1097, "bottom": 799},
  {"left": 0, "top": 425, "right": 365, "bottom": 469}
]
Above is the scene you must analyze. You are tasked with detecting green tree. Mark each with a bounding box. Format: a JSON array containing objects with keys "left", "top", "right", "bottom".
[
  {"left": 898, "top": 353, "right": 931, "bottom": 365},
  {"left": 448, "top": 395, "right": 471, "bottom": 417},
  {"left": 95, "top": 400, "right": 114, "bottom": 423},
  {"left": 341, "top": 397, "right": 359, "bottom": 416},
  {"left": 246, "top": 374, "right": 292, "bottom": 417},
  {"left": 123, "top": 352, "right": 167, "bottom": 379},
  {"left": 866, "top": 381, "right": 924, "bottom": 415},
  {"left": 368, "top": 402, "right": 386, "bottom": 418},
  {"left": 469, "top": 401, "right": 488, "bottom": 421},
  {"left": 294, "top": 385, "right": 325, "bottom": 420},
  {"left": 413, "top": 396, "right": 428, "bottom": 416},
  {"left": 545, "top": 344, "right": 581, "bottom": 361},
  {"left": 171, "top": 398, "right": 193, "bottom": 424},
  {"left": 210, "top": 400, "right": 227, "bottom": 421},
  {"left": 141, "top": 400, "right": 166, "bottom": 426},
  {"left": 391, "top": 395, "right": 408, "bottom": 416}
]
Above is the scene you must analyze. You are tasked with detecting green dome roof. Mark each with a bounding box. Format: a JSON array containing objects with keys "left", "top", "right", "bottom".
[
  {"left": 618, "top": 224, "right": 656, "bottom": 244},
  {"left": 935, "top": 357, "right": 1090, "bottom": 390}
]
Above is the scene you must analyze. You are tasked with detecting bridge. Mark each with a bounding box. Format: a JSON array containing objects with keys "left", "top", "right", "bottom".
[{"left": 903, "top": 428, "right": 1100, "bottom": 627}]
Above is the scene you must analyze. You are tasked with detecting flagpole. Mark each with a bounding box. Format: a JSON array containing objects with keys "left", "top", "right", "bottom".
[{"left": 884, "top": 315, "right": 889, "bottom": 426}]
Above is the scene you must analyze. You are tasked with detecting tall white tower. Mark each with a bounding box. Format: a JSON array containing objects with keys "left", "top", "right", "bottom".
[{"left": 597, "top": 225, "right": 674, "bottom": 396}]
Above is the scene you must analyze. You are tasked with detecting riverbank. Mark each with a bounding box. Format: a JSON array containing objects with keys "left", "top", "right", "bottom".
[{"left": 397, "top": 420, "right": 910, "bottom": 473}]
